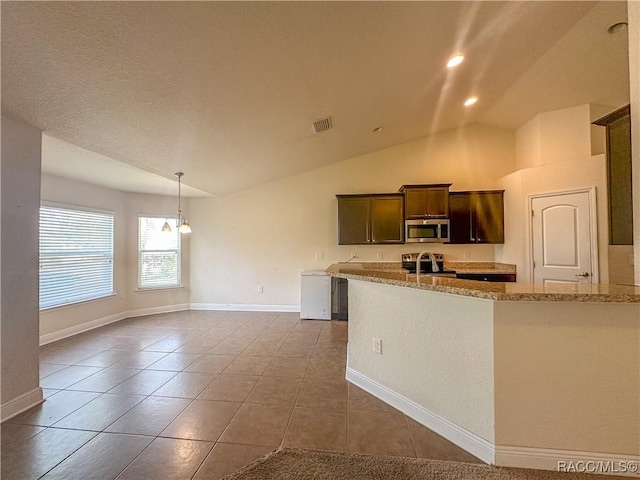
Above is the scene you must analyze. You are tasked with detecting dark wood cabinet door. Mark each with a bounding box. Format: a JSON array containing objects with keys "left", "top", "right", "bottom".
[
  {"left": 403, "top": 186, "right": 450, "bottom": 218},
  {"left": 449, "top": 192, "right": 472, "bottom": 244},
  {"left": 371, "top": 195, "right": 404, "bottom": 244},
  {"left": 449, "top": 191, "right": 504, "bottom": 244},
  {"left": 426, "top": 187, "right": 449, "bottom": 217},
  {"left": 404, "top": 188, "right": 427, "bottom": 219},
  {"left": 474, "top": 192, "right": 504, "bottom": 244},
  {"left": 337, "top": 196, "right": 370, "bottom": 245}
]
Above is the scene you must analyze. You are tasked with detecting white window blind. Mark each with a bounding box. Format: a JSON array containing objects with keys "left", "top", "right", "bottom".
[
  {"left": 138, "top": 217, "right": 181, "bottom": 289},
  {"left": 39, "top": 205, "right": 114, "bottom": 310}
]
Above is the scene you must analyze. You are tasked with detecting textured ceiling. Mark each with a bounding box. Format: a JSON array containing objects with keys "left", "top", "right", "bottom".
[{"left": 1, "top": 1, "right": 629, "bottom": 196}]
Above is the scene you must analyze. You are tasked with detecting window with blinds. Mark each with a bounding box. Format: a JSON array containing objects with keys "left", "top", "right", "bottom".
[
  {"left": 39, "top": 205, "right": 115, "bottom": 310},
  {"left": 138, "top": 217, "right": 181, "bottom": 289}
]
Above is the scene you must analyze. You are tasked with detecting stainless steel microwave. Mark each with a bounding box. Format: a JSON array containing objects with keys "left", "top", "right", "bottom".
[{"left": 405, "top": 219, "right": 450, "bottom": 243}]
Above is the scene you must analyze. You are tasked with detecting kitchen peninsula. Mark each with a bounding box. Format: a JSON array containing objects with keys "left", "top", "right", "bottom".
[{"left": 327, "top": 263, "right": 640, "bottom": 474}]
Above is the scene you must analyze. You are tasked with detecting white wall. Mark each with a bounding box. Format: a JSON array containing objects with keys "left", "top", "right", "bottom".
[
  {"left": 190, "top": 123, "right": 516, "bottom": 308},
  {"left": 497, "top": 105, "right": 610, "bottom": 283},
  {"left": 1, "top": 117, "right": 43, "bottom": 414},
  {"left": 39, "top": 174, "right": 190, "bottom": 340}
]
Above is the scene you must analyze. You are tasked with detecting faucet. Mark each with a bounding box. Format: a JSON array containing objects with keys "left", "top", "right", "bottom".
[{"left": 416, "top": 250, "right": 439, "bottom": 284}]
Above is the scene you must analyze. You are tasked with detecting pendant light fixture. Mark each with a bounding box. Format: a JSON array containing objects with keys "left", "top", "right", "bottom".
[{"left": 175, "top": 172, "right": 192, "bottom": 234}]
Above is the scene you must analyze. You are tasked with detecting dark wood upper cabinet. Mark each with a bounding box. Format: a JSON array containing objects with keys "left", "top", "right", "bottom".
[
  {"left": 593, "top": 105, "right": 632, "bottom": 245},
  {"left": 399, "top": 184, "right": 451, "bottom": 219},
  {"left": 337, "top": 194, "right": 404, "bottom": 245},
  {"left": 337, "top": 196, "right": 370, "bottom": 245},
  {"left": 449, "top": 191, "right": 504, "bottom": 244},
  {"left": 449, "top": 192, "right": 472, "bottom": 244}
]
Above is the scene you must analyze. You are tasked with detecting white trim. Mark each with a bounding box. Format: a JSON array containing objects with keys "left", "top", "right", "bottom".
[
  {"left": 345, "top": 367, "right": 495, "bottom": 464},
  {"left": 135, "top": 286, "right": 184, "bottom": 293},
  {"left": 39, "top": 303, "right": 189, "bottom": 345},
  {"left": 528, "top": 186, "right": 599, "bottom": 283},
  {"left": 1, "top": 387, "right": 44, "bottom": 423},
  {"left": 125, "top": 303, "right": 190, "bottom": 319},
  {"left": 345, "top": 367, "right": 638, "bottom": 477},
  {"left": 496, "top": 446, "right": 640, "bottom": 478},
  {"left": 190, "top": 303, "right": 300, "bottom": 312}
]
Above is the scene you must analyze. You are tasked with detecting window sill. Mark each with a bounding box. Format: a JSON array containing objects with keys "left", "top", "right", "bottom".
[
  {"left": 135, "top": 285, "right": 184, "bottom": 293},
  {"left": 40, "top": 293, "right": 118, "bottom": 312}
]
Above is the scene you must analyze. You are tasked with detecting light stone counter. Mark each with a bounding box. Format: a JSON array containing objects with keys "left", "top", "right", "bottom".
[{"left": 326, "top": 263, "right": 640, "bottom": 303}]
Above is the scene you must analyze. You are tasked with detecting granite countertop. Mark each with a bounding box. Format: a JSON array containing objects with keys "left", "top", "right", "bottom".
[
  {"left": 325, "top": 263, "right": 640, "bottom": 303},
  {"left": 444, "top": 261, "right": 516, "bottom": 274}
]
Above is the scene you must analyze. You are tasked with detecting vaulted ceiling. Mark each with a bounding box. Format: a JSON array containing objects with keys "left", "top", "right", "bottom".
[{"left": 1, "top": 1, "right": 630, "bottom": 196}]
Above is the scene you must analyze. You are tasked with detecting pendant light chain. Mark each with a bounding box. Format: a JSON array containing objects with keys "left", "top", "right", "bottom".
[{"left": 174, "top": 172, "right": 192, "bottom": 234}]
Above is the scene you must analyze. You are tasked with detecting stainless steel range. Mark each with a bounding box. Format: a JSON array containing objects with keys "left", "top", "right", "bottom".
[{"left": 401, "top": 253, "right": 457, "bottom": 277}]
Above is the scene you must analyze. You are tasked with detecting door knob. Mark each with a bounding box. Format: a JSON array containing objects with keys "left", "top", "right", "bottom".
[{"left": 574, "top": 272, "right": 590, "bottom": 277}]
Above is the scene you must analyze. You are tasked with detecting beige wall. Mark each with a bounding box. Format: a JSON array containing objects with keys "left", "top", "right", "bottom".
[
  {"left": 346, "top": 278, "right": 640, "bottom": 460},
  {"left": 498, "top": 105, "right": 610, "bottom": 283},
  {"left": 494, "top": 301, "right": 640, "bottom": 455},
  {"left": 1, "top": 117, "right": 42, "bottom": 407},
  {"left": 347, "top": 280, "right": 496, "bottom": 443},
  {"left": 39, "top": 174, "right": 190, "bottom": 339},
  {"left": 629, "top": 0, "right": 640, "bottom": 284},
  {"left": 190, "top": 124, "right": 516, "bottom": 307}
]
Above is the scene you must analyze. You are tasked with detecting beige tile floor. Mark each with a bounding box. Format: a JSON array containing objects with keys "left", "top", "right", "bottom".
[{"left": 1, "top": 310, "right": 480, "bottom": 479}]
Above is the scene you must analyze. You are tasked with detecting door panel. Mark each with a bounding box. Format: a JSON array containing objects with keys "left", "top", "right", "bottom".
[
  {"left": 371, "top": 196, "right": 404, "bottom": 244},
  {"left": 404, "top": 188, "right": 427, "bottom": 218},
  {"left": 426, "top": 187, "right": 449, "bottom": 217},
  {"left": 475, "top": 192, "right": 505, "bottom": 244},
  {"left": 449, "top": 193, "right": 472, "bottom": 244},
  {"left": 532, "top": 191, "right": 594, "bottom": 284},
  {"left": 337, "top": 197, "right": 370, "bottom": 245},
  {"left": 542, "top": 205, "right": 578, "bottom": 267}
]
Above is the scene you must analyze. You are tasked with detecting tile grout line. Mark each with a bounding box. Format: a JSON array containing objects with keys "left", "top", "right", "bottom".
[
  {"left": 278, "top": 329, "right": 319, "bottom": 449},
  {"left": 25, "top": 314, "right": 348, "bottom": 479},
  {"left": 190, "top": 314, "right": 284, "bottom": 480}
]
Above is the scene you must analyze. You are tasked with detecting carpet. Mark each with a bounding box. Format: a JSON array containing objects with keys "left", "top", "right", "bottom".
[{"left": 222, "top": 448, "right": 622, "bottom": 480}]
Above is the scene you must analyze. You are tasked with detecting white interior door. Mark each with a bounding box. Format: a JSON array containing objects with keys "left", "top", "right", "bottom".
[{"left": 531, "top": 190, "right": 596, "bottom": 284}]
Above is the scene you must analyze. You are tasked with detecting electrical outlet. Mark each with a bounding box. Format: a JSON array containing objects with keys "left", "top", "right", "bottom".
[
  {"left": 376, "top": 252, "right": 383, "bottom": 260},
  {"left": 257, "top": 285, "right": 264, "bottom": 293},
  {"left": 350, "top": 252, "right": 358, "bottom": 259},
  {"left": 373, "top": 337, "right": 382, "bottom": 354},
  {"left": 315, "top": 251, "right": 324, "bottom": 260},
  {"left": 463, "top": 251, "right": 470, "bottom": 259},
  {"left": 630, "top": 254, "right": 635, "bottom": 266}
]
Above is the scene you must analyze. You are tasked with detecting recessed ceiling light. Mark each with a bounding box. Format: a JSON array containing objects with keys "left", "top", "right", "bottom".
[
  {"left": 447, "top": 55, "right": 464, "bottom": 68},
  {"left": 372, "top": 126, "right": 383, "bottom": 133},
  {"left": 607, "top": 22, "right": 628, "bottom": 35},
  {"left": 464, "top": 96, "right": 478, "bottom": 107}
]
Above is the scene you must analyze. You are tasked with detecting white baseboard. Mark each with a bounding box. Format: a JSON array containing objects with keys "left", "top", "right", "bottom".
[
  {"left": 1, "top": 387, "right": 43, "bottom": 423},
  {"left": 496, "top": 446, "right": 640, "bottom": 478},
  {"left": 345, "top": 367, "right": 495, "bottom": 464},
  {"left": 123, "top": 303, "right": 190, "bottom": 319},
  {"left": 190, "top": 303, "right": 299, "bottom": 312},
  {"left": 346, "top": 367, "right": 638, "bottom": 477},
  {"left": 39, "top": 304, "right": 190, "bottom": 345}
]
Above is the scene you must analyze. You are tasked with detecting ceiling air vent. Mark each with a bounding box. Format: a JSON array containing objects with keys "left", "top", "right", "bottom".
[{"left": 312, "top": 117, "right": 333, "bottom": 134}]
